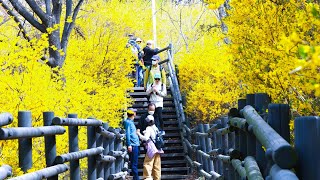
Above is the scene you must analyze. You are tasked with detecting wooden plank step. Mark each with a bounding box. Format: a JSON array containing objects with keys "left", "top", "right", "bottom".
[
  {"left": 131, "top": 104, "right": 175, "bottom": 108},
  {"left": 129, "top": 92, "right": 147, "bottom": 97},
  {"left": 163, "top": 121, "right": 178, "bottom": 125},
  {"left": 138, "top": 175, "right": 190, "bottom": 179},
  {"left": 163, "top": 127, "right": 180, "bottom": 131},
  {"left": 133, "top": 98, "right": 148, "bottom": 102},
  {"left": 139, "top": 153, "right": 185, "bottom": 158},
  {"left": 138, "top": 160, "right": 186, "bottom": 165},
  {"left": 137, "top": 167, "right": 189, "bottom": 173},
  {"left": 157, "top": 175, "right": 190, "bottom": 179},
  {"left": 140, "top": 146, "right": 183, "bottom": 151},
  {"left": 163, "top": 133, "right": 180, "bottom": 138},
  {"left": 135, "top": 115, "right": 177, "bottom": 120},
  {"left": 129, "top": 87, "right": 171, "bottom": 92},
  {"left": 134, "top": 97, "right": 174, "bottom": 102},
  {"left": 133, "top": 121, "right": 179, "bottom": 127},
  {"left": 164, "top": 139, "right": 182, "bottom": 144},
  {"left": 136, "top": 109, "right": 176, "bottom": 114},
  {"left": 129, "top": 92, "right": 172, "bottom": 97}
]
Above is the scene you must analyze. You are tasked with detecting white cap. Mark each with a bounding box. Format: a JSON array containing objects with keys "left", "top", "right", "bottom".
[
  {"left": 145, "top": 115, "right": 154, "bottom": 122},
  {"left": 146, "top": 40, "right": 153, "bottom": 45},
  {"left": 136, "top": 38, "right": 142, "bottom": 42}
]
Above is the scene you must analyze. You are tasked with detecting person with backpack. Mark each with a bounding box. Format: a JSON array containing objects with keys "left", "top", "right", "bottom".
[
  {"left": 143, "top": 55, "right": 166, "bottom": 91},
  {"left": 146, "top": 73, "right": 166, "bottom": 131},
  {"left": 137, "top": 115, "right": 164, "bottom": 180}
]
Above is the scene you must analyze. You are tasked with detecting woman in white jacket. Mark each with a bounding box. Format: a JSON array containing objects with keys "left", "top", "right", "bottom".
[
  {"left": 146, "top": 73, "right": 167, "bottom": 131},
  {"left": 137, "top": 115, "right": 163, "bottom": 180}
]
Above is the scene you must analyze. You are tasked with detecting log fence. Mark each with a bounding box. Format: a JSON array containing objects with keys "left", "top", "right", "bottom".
[{"left": 0, "top": 111, "right": 127, "bottom": 180}]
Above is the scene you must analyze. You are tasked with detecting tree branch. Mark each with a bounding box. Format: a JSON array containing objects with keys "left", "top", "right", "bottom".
[
  {"left": 160, "top": 7, "right": 188, "bottom": 51},
  {"left": 52, "top": 0, "right": 62, "bottom": 24},
  {"left": 62, "top": 0, "right": 72, "bottom": 43},
  {"left": 192, "top": 8, "right": 206, "bottom": 29},
  {"left": 61, "top": 0, "right": 84, "bottom": 50},
  {"left": 0, "top": 0, "right": 31, "bottom": 41},
  {"left": 45, "top": 0, "right": 51, "bottom": 15},
  {"left": 8, "top": 0, "right": 46, "bottom": 32},
  {"left": 25, "top": 0, "right": 49, "bottom": 24},
  {"left": 0, "top": 18, "right": 10, "bottom": 26}
]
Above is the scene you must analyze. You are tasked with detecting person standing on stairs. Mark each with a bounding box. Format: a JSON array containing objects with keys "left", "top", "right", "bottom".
[
  {"left": 144, "top": 55, "right": 166, "bottom": 91},
  {"left": 146, "top": 73, "right": 166, "bottom": 131},
  {"left": 123, "top": 108, "right": 140, "bottom": 180},
  {"left": 137, "top": 115, "right": 164, "bottom": 180},
  {"left": 142, "top": 40, "right": 159, "bottom": 67},
  {"left": 137, "top": 103, "right": 156, "bottom": 151},
  {"left": 137, "top": 103, "right": 156, "bottom": 134}
]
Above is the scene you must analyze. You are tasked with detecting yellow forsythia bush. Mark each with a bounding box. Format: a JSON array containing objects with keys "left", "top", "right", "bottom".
[
  {"left": 0, "top": 2, "right": 134, "bottom": 176},
  {"left": 178, "top": 0, "right": 319, "bottom": 123},
  {"left": 178, "top": 33, "right": 240, "bottom": 122},
  {"left": 223, "top": 0, "right": 320, "bottom": 116}
]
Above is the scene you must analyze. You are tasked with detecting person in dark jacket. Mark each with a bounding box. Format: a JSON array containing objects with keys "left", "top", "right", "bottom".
[
  {"left": 137, "top": 103, "right": 156, "bottom": 133},
  {"left": 136, "top": 103, "right": 156, "bottom": 152},
  {"left": 142, "top": 40, "right": 159, "bottom": 67}
]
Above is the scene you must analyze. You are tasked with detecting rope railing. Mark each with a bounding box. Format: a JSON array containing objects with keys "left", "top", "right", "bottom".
[{"left": 0, "top": 111, "right": 128, "bottom": 180}]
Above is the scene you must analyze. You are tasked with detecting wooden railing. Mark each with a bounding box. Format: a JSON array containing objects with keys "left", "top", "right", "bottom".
[
  {"left": 0, "top": 111, "right": 127, "bottom": 180},
  {"left": 181, "top": 93, "right": 319, "bottom": 180}
]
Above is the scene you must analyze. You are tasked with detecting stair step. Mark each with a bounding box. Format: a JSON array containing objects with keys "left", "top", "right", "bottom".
[
  {"left": 164, "top": 133, "right": 180, "bottom": 138},
  {"left": 139, "top": 153, "right": 185, "bottom": 158},
  {"left": 133, "top": 121, "right": 178, "bottom": 127},
  {"left": 164, "top": 139, "right": 182, "bottom": 144},
  {"left": 137, "top": 167, "right": 189, "bottom": 173},
  {"left": 138, "top": 175, "right": 190, "bottom": 179},
  {"left": 163, "top": 121, "right": 178, "bottom": 125},
  {"left": 140, "top": 146, "right": 183, "bottom": 151},
  {"left": 134, "top": 97, "right": 173, "bottom": 102},
  {"left": 163, "top": 127, "right": 180, "bottom": 131},
  {"left": 131, "top": 103, "right": 175, "bottom": 108},
  {"left": 135, "top": 115, "right": 177, "bottom": 120},
  {"left": 138, "top": 159, "right": 186, "bottom": 165},
  {"left": 130, "top": 87, "right": 171, "bottom": 92},
  {"left": 136, "top": 109, "right": 176, "bottom": 115},
  {"left": 129, "top": 92, "right": 171, "bottom": 97}
]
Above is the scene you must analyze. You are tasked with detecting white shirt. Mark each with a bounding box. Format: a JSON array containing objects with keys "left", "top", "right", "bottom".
[
  {"left": 138, "top": 125, "right": 159, "bottom": 141},
  {"left": 146, "top": 83, "right": 167, "bottom": 108}
]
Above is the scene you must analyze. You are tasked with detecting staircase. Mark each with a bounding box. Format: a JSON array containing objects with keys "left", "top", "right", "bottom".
[{"left": 129, "top": 87, "right": 189, "bottom": 179}]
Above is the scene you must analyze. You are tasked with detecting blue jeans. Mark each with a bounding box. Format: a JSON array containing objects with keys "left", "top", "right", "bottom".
[
  {"left": 129, "top": 146, "right": 140, "bottom": 180},
  {"left": 135, "top": 65, "right": 143, "bottom": 87}
]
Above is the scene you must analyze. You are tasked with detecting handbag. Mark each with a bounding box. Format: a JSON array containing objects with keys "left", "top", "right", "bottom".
[
  {"left": 145, "top": 139, "right": 158, "bottom": 159},
  {"left": 145, "top": 129, "right": 164, "bottom": 159}
]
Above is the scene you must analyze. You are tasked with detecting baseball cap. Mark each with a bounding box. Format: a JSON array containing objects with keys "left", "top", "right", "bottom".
[
  {"left": 154, "top": 73, "right": 161, "bottom": 79},
  {"left": 145, "top": 115, "right": 154, "bottom": 122},
  {"left": 127, "top": 108, "right": 137, "bottom": 115},
  {"left": 151, "top": 55, "right": 160, "bottom": 61},
  {"left": 136, "top": 38, "right": 142, "bottom": 42}
]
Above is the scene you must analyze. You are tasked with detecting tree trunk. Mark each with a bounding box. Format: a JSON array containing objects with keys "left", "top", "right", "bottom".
[{"left": 1, "top": 0, "right": 83, "bottom": 68}]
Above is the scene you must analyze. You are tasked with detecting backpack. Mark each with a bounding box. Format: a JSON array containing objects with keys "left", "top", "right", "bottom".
[{"left": 151, "top": 126, "right": 165, "bottom": 150}]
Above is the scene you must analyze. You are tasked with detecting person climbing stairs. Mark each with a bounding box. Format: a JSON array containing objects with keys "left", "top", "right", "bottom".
[{"left": 129, "top": 87, "right": 189, "bottom": 179}]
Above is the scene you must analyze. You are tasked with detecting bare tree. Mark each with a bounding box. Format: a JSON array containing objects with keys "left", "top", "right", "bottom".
[{"left": 0, "top": 0, "right": 84, "bottom": 68}]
